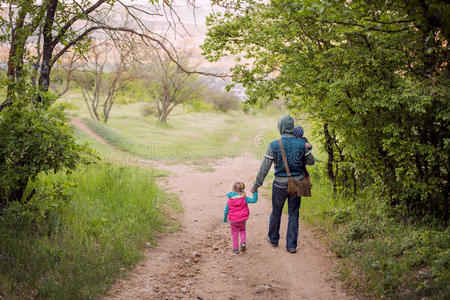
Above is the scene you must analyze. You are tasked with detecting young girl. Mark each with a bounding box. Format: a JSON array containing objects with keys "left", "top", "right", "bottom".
[{"left": 223, "top": 181, "right": 258, "bottom": 254}]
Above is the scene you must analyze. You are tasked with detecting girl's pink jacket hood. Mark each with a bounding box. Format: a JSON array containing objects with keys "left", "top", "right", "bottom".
[{"left": 227, "top": 194, "right": 249, "bottom": 222}]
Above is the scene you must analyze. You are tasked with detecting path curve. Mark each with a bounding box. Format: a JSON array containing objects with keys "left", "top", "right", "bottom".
[{"left": 71, "top": 118, "right": 353, "bottom": 300}]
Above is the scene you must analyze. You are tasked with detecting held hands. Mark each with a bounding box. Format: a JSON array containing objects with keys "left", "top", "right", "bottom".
[{"left": 303, "top": 137, "right": 312, "bottom": 150}]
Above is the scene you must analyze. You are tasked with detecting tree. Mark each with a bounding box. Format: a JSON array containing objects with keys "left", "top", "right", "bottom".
[
  {"left": 51, "top": 51, "right": 81, "bottom": 97},
  {"left": 202, "top": 0, "right": 449, "bottom": 219},
  {"left": 73, "top": 39, "right": 133, "bottom": 122},
  {"left": 141, "top": 50, "right": 205, "bottom": 123}
]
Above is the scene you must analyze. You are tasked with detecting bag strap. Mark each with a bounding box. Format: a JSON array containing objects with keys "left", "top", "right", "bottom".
[{"left": 278, "top": 139, "right": 292, "bottom": 178}]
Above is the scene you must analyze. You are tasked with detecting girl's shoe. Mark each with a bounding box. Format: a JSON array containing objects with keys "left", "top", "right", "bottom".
[
  {"left": 232, "top": 249, "right": 239, "bottom": 254},
  {"left": 240, "top": 243, "right": 246, "bottom": 252}
]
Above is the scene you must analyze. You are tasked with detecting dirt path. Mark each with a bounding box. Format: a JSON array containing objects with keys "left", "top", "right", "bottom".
[{"left": 71, "top": 118, "right": 352, "bottom": 300}]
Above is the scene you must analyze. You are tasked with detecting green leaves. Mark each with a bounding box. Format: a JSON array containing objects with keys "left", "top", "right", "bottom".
[
  {"left": 203, "top": 0, "right": 449, "bottom": 219},
  {"left": 0, "top": 97, "right": 96, "bottom": 204}
]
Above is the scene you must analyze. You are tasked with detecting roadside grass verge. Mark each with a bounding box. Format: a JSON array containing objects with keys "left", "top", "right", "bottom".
[
  {"left": 0, "top": 162, "right": 177, "bottom": 299},
  {"left": 299, "top": 178, "right": 449, "bottom": 299}
]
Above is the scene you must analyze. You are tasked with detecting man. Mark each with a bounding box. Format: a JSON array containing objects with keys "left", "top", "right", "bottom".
[{"left": 250, "top": 115, "right": 314, "bottom": 253}]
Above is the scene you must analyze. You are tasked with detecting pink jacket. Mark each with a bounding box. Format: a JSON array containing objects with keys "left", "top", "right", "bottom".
[{"left": 227, "top": 194, "right": 250, "bottom": 222}]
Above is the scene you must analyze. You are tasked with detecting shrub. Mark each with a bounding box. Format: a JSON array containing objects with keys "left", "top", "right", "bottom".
[
  {"left": 207, "top": 90, "right": 240, "bottom": 112},
  {"left": 329, "top": 206, "right": 449, "bottom": 299},
  {"left": 1, "top": 183, "right": 70, "bottom": 234},
  {"left": 139, "top": 102, "right": 158, "bottom": 117},
  {"left": 0, "top": 99, "right": 93, "bottom": 206},
  {"left": 241, "top": 102, "right": 251, "bottom": 114},
  {"left": 183, "top": 99, "right": 214, "bottom": 112},
  {"left": 345, "top": 218, "right": 376, "bottom": 242}
]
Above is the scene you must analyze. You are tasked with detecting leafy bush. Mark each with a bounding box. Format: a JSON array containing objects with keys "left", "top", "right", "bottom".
[
  {"left": 139, "top": 102, "right": 158, "bottom": 117},
  {"left": 345, "top": 218, "right": 376, "bottom": 242},
  {"left": 296, "top": 170, "right": 450, "bottom": 299},
  {"left": 0, "top": 100, "right": 93, "bottom": 206},
  {"left": 183, "top": 99, "right": 214, "bottom": 112},
  {"left": 1, "top": 183, "right": 70, "bottom": 234},
  {"left": 324, "top": 197, "right": 449, "bottom": 299},
  {"left": 115, "top": 79, "right": 156, "bottom": 104},
  {"left": 241, "top": 102, "right": 252, "bottom": 115},
  {"left": 60, "top": 100, "right": 79, "bottom": 111},
  {"left": 332, "top": 208, "right": 352, "bottom": 225},
  {"left": 207, "top": 89, "right": 240, "bottom": 112}
]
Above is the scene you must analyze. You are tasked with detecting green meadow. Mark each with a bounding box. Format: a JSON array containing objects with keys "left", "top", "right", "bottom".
[{"left": 63, "top": 94, "right": 284, "bottom": 161}]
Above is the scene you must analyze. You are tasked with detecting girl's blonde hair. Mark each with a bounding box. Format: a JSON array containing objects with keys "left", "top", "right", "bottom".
[{"left": 232, "top": 181, "right": 246, "bottom": 197}]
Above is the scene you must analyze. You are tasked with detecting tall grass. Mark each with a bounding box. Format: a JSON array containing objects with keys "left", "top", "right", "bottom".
[
  {"left": 299, "top": 177, "right": 449, "bottom": 298},
  {"left": 0, "top": 163, "right": 176, "bottom": 299},
  {"left": 82, "top": 118, "right": 148, "bottom": 158}
]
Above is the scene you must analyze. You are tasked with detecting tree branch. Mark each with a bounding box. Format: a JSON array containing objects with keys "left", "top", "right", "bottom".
[
  {"left": 52, "top": 0, "right": 107, "bottom": 46},
  {"left": 53, "top": 25, "right": 232, "bottom": 78},
  {"left": 321, "top": 20, "right": 410, "bottom": 33}
]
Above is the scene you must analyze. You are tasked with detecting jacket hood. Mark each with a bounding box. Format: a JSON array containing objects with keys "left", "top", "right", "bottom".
[
  {"left": 278, "top": 115, "right": 295, "bottom": 135},
  {"left": 227, "top": 192, "right": 245, "bottom": 198}
]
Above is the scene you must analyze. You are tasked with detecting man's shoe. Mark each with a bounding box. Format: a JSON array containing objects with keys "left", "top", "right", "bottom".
[
  {"left": 287, "top": 248, "right": 297, "bottom": 253},
  {"left": 267, "top": 237, "right": 278, "bottom": 248}
]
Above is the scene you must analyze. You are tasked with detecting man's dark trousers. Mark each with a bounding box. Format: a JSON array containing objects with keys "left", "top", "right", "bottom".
[{"left": 268, "top": 181, "right": 301, "bottom": 250}]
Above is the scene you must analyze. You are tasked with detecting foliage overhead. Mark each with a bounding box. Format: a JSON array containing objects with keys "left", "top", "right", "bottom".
[{"left": 202, "top": 0, "right": 450, "bottom": 219}]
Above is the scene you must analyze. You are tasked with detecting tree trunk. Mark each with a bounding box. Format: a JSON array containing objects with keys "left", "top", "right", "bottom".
[
  {"left": 9, "top": 177, "right": 29, "bottom": 203},
  {"left": 2, "top": 6, "right": 28, "bottom": 110},
  {"left": 159, "top": 111, "right": 168, "bottom": 123},
  {"left": 37, "top": 0, "right": 59, "bottom": 102},
  {"left": 323, "top": 122, "right": 336, "bottom": 192}
]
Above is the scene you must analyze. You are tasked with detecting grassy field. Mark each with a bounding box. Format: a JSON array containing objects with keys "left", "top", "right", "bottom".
[
  {"left": 0, "top": 129, "right": 179, "bottom": 299},
  {"left": 62, "top": 94, "right": 285, "bottom": 161}
]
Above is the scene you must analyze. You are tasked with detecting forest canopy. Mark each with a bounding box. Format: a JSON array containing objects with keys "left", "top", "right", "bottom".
[{"left": 202, "top": 0, "right": 450, "bottom": 220}]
